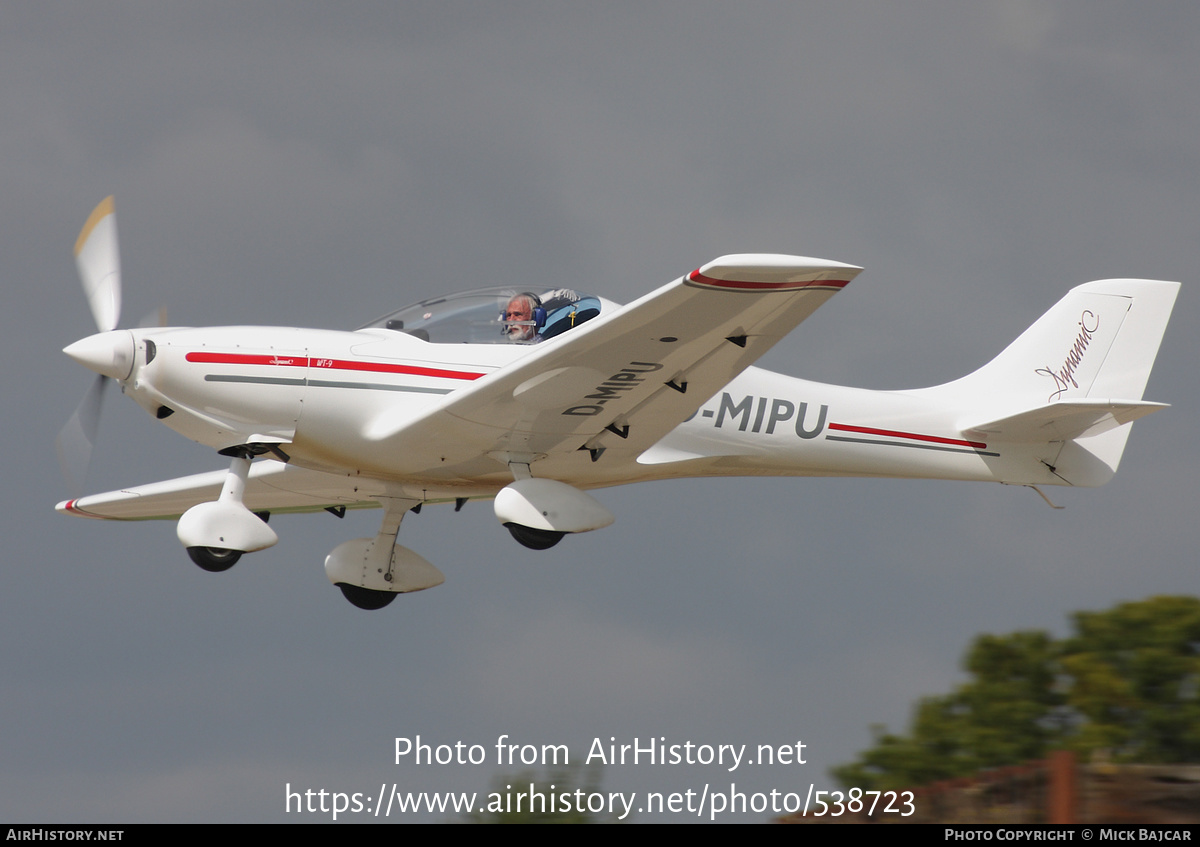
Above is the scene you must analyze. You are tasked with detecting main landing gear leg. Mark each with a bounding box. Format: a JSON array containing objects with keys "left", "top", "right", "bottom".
[
  {"left": 325, "top": 497, "right": 445, "bottom": 610},
  {"left": 494, "top": 458, "right": 614, "bottom": 550}
]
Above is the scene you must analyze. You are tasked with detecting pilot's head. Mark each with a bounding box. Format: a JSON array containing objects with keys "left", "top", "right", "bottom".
[{"left": 503, "top": 293, "right": 542, "bottom": 342}]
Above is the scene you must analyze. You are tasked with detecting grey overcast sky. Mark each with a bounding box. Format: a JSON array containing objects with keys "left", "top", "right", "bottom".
[{"left": 3, "top": 0, "right": 1197, "bottom": 822}]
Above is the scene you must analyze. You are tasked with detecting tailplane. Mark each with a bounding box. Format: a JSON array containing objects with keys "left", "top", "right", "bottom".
[{"left": 921, "top": 279, "right": 1179, "bottom": 485}]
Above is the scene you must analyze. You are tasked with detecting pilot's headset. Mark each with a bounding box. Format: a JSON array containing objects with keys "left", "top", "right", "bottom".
[{"left": 500, "top": 293, "right": 547, "bottom": 332}]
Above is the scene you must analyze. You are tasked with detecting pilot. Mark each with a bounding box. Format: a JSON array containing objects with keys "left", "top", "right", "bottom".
[
  {"left": 502, "top": 293, "right": 543, "bottom": 343},
  {"left": 503, "top": 289, "right": 585, "bottom": 343}
]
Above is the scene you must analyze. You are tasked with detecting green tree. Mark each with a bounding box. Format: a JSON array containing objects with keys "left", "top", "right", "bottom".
[
  {"left": 833, "top": 596, "right": 1200, "bottom": 791},
  {"left": 1061, "top": 596, "right": 1200, "bottom": 762}
]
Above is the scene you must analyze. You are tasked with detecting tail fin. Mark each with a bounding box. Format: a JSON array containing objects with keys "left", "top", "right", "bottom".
[{"left": 921, "top": 279, "right": 1179, "bottom": 486}]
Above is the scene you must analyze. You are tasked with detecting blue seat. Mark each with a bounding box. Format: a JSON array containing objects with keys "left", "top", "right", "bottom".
[{"left": 540, "top": 297, "right": 601, "bottom": 340}]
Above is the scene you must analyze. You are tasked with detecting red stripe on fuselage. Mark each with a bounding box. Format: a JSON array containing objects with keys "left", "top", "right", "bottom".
[
  {"left": 186, "top": 352, "right": 304, "bottom": 367},
  {"left": 185, "top": 352, "right": 484, "bottom": 381},
  {"left": 687, "top": 270, "right": 851, "bottom": 291},
  {"left": 828, "top": 422, "right": 987, "bottom": 450}
]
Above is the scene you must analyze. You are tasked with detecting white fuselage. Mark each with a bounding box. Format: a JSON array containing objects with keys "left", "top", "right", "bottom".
[{"left": 121, "top": 323, "right": 1057, "bottom": 501}]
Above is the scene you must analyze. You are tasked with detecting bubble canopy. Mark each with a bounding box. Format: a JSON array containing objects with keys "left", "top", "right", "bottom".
[{"left": 357, "top": 287, "right": 611, "bottom": 344}]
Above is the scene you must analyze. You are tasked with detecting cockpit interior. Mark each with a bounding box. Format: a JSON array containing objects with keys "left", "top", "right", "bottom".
[{"left": 359, "top": 287, "right": 613, "bottom": 344}]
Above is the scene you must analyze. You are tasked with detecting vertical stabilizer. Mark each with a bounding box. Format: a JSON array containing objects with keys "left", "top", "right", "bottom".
[{"left": 925, "top": 279, "right": 1178, "bottom": 486}]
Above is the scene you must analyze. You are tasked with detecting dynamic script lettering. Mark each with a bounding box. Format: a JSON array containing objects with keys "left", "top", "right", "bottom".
[{"left": 1035, "top": 310, "right": 1100, "bottom": 401}]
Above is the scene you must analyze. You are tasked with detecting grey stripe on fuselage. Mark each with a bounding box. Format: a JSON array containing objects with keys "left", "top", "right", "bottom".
[{"left": 204, "top": 374, "right": 453, "bottom": 395}]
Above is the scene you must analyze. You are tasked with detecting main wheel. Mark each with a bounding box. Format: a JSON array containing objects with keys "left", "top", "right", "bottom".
[
  {"left": 504, "top": 523, "right": 565, "bottom": 550},
  {"left": 337, "top": 583, "right": 397, "bottom": 610},
  {"left": 187, "top": 546, "right": 243, "bottom": 572}
]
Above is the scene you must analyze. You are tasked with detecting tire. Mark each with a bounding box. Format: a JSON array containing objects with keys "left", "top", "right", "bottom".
[
  {"left": 336, "top": 583, "right": 397, "bottom": 610},
  {"left": 187, "top": 546, "right": 242, "bottom": 572},
  {"left": 504, "top": 523, "right": 564, "bottom": 550}
]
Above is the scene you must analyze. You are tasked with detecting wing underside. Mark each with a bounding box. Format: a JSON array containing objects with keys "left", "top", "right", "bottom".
[
  {"left": 57, "top": 462, "right": 386, "bottom": 521},
  {"left": 368, "top": 254, "right": 861, "bottom": 474}
]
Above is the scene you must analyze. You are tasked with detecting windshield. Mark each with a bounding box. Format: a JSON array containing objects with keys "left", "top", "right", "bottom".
[{"left": 358, "top": 287, "right": 606, "bottom": 344}]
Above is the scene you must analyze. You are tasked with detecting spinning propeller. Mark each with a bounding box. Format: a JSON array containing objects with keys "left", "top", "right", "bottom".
[{"left": 56, "top": 197, "right": 134, "bottom": 496}]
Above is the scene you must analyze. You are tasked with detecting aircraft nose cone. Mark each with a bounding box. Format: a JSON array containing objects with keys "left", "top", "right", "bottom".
[{"left": 64, "top": 330, "right": 135, "bottom": 380}]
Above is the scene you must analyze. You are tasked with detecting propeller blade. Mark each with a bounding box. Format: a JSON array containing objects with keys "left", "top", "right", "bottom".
[
  {"left": 56, "top": 374, "right": 108, "bottom": 496},
  {"left": 74, "top": 196, "right": 122, "bottom": 333}
]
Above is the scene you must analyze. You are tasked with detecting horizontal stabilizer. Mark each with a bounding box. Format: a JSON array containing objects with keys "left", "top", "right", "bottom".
[{"left": 964, "top": 399, "right": 1168, "bottom": 443}]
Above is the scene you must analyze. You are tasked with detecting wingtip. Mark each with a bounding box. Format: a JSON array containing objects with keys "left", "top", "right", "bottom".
[
  {"left": 56, "top": 498, "right": 104, "bottom": 519},
  {"left": 688, "top": 254, "right": 862, "bottom": 292}
]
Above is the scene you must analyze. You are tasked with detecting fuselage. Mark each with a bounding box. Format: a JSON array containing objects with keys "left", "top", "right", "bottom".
[{"left": 99, "top": 322, "right": 1059, "bottom": 501}]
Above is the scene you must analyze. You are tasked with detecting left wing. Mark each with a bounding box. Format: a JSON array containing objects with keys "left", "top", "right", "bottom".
[
  {"left": 57, "top": 462, "right": 387, "bottom": 520},
  {"left": 370, "top": 254, "right": 861, "bottom": 471}
]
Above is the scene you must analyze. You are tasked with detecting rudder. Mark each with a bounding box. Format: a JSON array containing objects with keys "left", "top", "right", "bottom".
[{"left": 922, "top": 278, "right": 1179, "bottom": 485}]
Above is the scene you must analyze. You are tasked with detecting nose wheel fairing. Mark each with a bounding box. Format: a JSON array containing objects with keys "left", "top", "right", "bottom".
[{"left": 176, "top": 454, "right": 278, "bottom": 555}]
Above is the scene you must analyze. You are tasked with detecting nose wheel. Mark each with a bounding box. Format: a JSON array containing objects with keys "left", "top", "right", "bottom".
[{"left": 177, "top": 451, "right": 279, "bottom": 571}]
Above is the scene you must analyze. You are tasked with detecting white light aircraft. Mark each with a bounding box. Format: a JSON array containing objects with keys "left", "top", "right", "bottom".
[{"left": 57, "top": 198, "right": 1179, "bottom": 609}]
